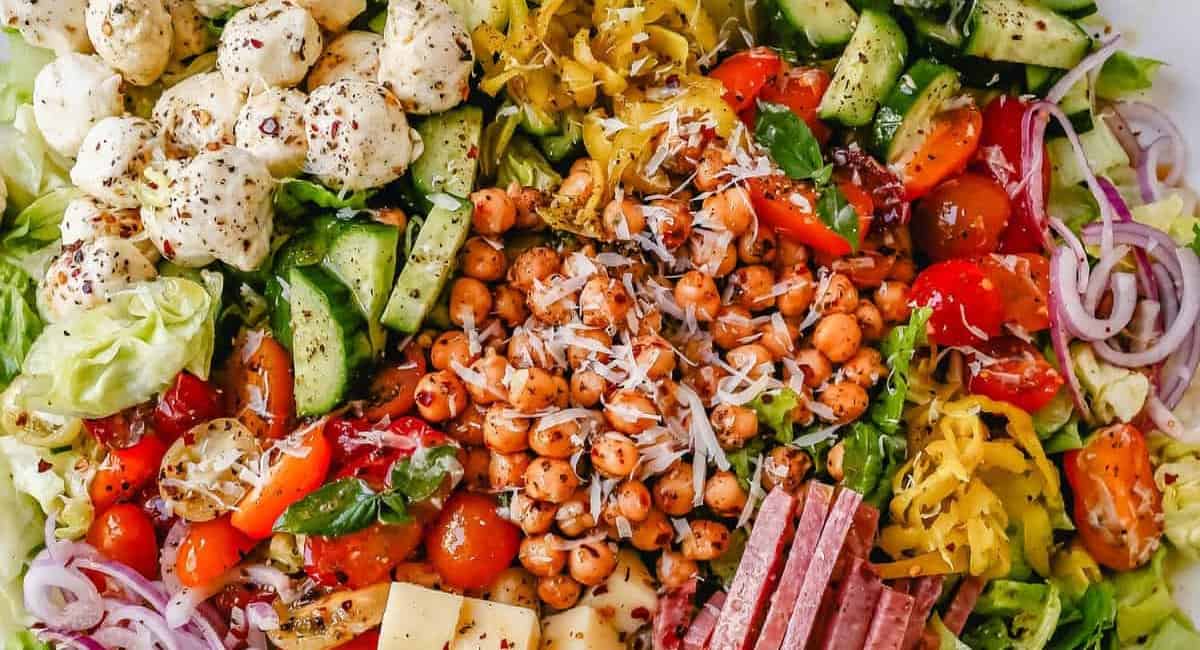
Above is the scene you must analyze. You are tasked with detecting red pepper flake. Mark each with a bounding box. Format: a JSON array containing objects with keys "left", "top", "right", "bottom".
[
  {"left": 37, "top": 459, "right": 52, "bottom": 473},
  {"left": 1166, "top": 473, "right": 1179, "bottom": 485},
  {"left": 330, "top": 120, "right": 341, "bottom": 139},
  {"left": 259, "top": 117, "right": 280, "bottom": 136},
  {"left": 501, "top": 641, "right": 511, "bottom": 649},
  {"left": 249, "top": 38, "right": 264, "bottom": 49},
  {"left": 467, "top": 145, "right": 478, "bottom": 159},
  {"left": 632, "top": 606, "right": 651, "bottom": 621}
]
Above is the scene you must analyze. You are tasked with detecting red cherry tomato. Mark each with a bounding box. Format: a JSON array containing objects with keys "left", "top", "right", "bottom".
[
  {"left": 330, "top": 416, "right": 449, "bottom": 490},
  {"left": 910, "top": 259, "right": 1005, "bottom": 346},
  {"left": 231, "top": 420, "right": 333, "bottom": 540},
  {"left": 745, "top": 67, "right": 832, "bottom": 143},
  {"left": 219, "top": 331, "right": 294, "bottom": 439},
  {"left": 747, "top": 176, "right": 874, "bottom": 257},
  {"left": 709, "top": 47, "right": 784, "bottom": 113},
  {"left": 304, "top": 521, "right": 425, "bottom": 589},
  {"left": 976, "top": 95, "right": 1052, "bottom": 253},
  {"left": 363, "top": 346, "right": 427, "bottom": 422},
  {"left": 912, "top": 172, "right": 1011, "bottom": 261},
  {"left": 901, "top": 105, "right": 983, "bottom": 200},
  {"left": 965, "top": 337, "right": 1063, "bottom": 412},
  {"left": 89, "top": 434, "right": 168, "bottom": 513},
  {"left": 978, "top": 253, "right": 1052, "bottom": 333},
  {"left": 154, "top": 372, "right": 224, "bottom": 441},
  {"left": 83, "top": 404, "right": 154, "bottom": 450},
  {"left": 176, "top": 516, "right": 255, "bottom": 588},
  {"left": 87, "top": 504, "right": 159, "bottom": 579},
  {"left": 334, "top": 630, "right": 381, "bottom": 650},
  {"left": 425, "top": 492, "right": 520, "bottom": 591},
  {"left": 1064, "top": 424, "right": 1163, "bottom": 570}
]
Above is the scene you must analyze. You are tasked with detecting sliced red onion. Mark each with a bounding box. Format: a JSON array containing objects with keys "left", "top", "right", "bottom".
[
  {"left": 1084, "top": 244, "right": 1132, "bottom": 312},
  {"left": 107, "top": 604, "right": 189, "bottom": 650},
  {"left": 245, "top": 601, "right": 280, "bottom": 631},
  {"left": 242, "top": 564, "right": 299, "bottom": 604},
  {"left": 1138, "top": 136, "right": 1171, "bottom": 203},
  {"left": 1052, "top": 246, "right": 1138, "bottom": 340},
  {"left": 92, "top": 626, "right": 144, "bottom": 649},
  {"left": 1103, "top": 107, "right": 1143, "bottom": 163},
  {"left": 1049, "top": 217, "right": 1090, "bottom": 288},
  {"left": 36, "top": 630, "right": 106, "bottom": 650},
  {"left": 1153, "top": 263, "right": 1179, "bottom": 325},
  {"left": 1093, "top": 247, "right": 1200, "bottom": 367},
  {"left": 1097, "top": 176, "right": 1158, "bottom": 299},
  {"left": 1049, "top": 299, "right": 1091, "bottom": 420},
  {"left": 1081, "top": 222, "right": 1183, "bottom": 277},
  {"left": 160, "top": 520, "right": 187, "bottom": 593},
  {"left": 1117, "top": 101, "right": 1188, "bottom": 186},
  {"left": 1047, "top": 33, "right": 1122, "bottom": 104},
  {"left": 73, "top": 557, "right": 169, "bottom": 612},
  {"left": 23, "top": 561, "right": 104, "bottom": 631},
  {"left": 1147, "top": 393, "right": 1198, "bottom": 443}
]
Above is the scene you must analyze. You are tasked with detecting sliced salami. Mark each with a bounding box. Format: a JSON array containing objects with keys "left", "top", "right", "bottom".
[
  {"left": 653, "top": 577, "right": 698, "bottom": 650},
  {"left": 779, "top": 487, "right": 864, "bottom": 650},
  {"left": 683, "top": 591, "right": 727, "bottom": 650},
  {"left": 710, "top": 488, "right": 797, "bottom": 650},
  {"left": 817, "top": 556, "right": 883, "bottom": 650},
  {"left": 863, "top": 587, "right": 916, "bottom": 650},
  {"left": 753, "top": 482, "right": 834, "bottom": 650},
  {"left": 942, "top": 576, "right": 986, "bottom": 635},
  {"left": 899, "top": 576, "right": 944, "bottom": 650}
]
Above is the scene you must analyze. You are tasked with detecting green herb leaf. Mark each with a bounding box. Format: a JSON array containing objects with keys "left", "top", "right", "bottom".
[
  {"left": 274, "top": 478, "right": 380, "bottom": 536},
  {"left": 816, "top": 183, "right": 860, "bottom": 253},
  {"left": 377, "top": 492, "right": 412, "bottom": 525},
  {"left": 754, "top": 102, "right": 831, "bottom": 183},
  {"left": 1096, "top": 51, "right": 1163, "bottom": 100},
  {"left": 390, "top": 444, "right": 460, "bottom": 502}
]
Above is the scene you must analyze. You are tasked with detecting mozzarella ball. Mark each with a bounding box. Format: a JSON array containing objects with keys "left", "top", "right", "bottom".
[
  {"left": 234, "top": 87, "right": 307, "bottom": 177},
  {"left": 306, "top": 30, "right": 381, "bottom": 91},
  {"left": 70, "top": 116, "right": 158, "bottom": 209},
  {"left": 164, "top": 0, "right": 213, "bottom": 61},
  {"left": 41, "top": 238, "right": 158, "bottom": 322},
  {"left": 61, "top": 196, "right": 160, "bottom": 262},
  {"left": 0, "top": 0, "right": 91, "bottom": 54},
  {"left": 304, "top": 80, "right": 424, "bottom": 191},
  {"left": 152, "top": 71, "right": 245, "bottom": 158},
  {"left": 32, "top": 53, "right": 124, "bottom": 158},
  {"left": 378, "top": 0, "right": 474, "bottom": 115},
  {"left": 193, "top": 0, "right": 262, "bottom": 17},
  {"left": 293, "top": 0, "right": 365, "bottom": 33},
  {"left": 141, "top": 147, "right": 274, "bottom": 271},
  {"left": 217, "top": 0, "right": 322, "bottom": 92},
  {"left": 85, "top": 0, "right": 172, "bottom": 86}
]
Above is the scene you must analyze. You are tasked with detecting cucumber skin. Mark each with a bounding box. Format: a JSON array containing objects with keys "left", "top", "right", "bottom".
[
  {"left": 962, "top": 0, "right": 1091, "bottom": 70},
  {"left": 818, "top": 9, "right": 909, "bottom": 127},
  {"left": 322, "top": 222, "right": 399, "bottom": 355},
  {"left": 410, "top": 107, "right": 484, "bottom": 197},
  {"left": 382, "top": 200, "right": 473, "bottom": 334},
  {"left": 871, "top": 59, "right": 962, "bottom": 162},
  {"left": 776, "top": 0, "right": 859, "bottom": 49},
  {"left": 289, "top": 266, "right": 372, "bottom": 417}
]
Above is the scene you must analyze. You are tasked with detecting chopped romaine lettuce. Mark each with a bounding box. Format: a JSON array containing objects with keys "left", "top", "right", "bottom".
[
  {"left": 870, "top": 306, "right": 931, "bottom": 433},
  {"left": 0, "top": 259, "right": 41, "bottom": 389},
  {"left": 839, "top": 420, "right": 905, "bottom": 507},
  {"left": 497, "top": 135, "right": 563, "bottom": 192},
  {"left": 1070, "top": 343, "right": 1149, "bottom": 424},
  {"left": 0, "top": 445, "right": 45, "bottom": 638},
  {"left": 1111, "top": 547, "right": 1196, "bottom": 645},
  {"left": 930, "top": 613, "right": 971, "bottom": 650},
  {"left": 964, "top": 581, "right": 1061, "bottom": 650},
  {"left": 1047, "top": 184, "right": 1100, "bottom": 234},
  {"left": 0, "top": 32, "right": 53, "bottom": 124},
  {"left": 1148, "top": 433, "right": 1200, "bottom": 559},
  {"left": 0, "top": 186, "right": 78, "bottom": 279},
  {"left": 1096, "top": 52, "right": 1163, "bottom": 100},
  {"left": 726, "top": 437, "right": 765, "bottom": 489},
  {"left": 1047, "top": 582, "right": 1116, "bottom": 650},
  {"left": 749, "top": 387, "right": 800, "bottom": 443},
  {"left": 275, "top": 178, "right": 376, "bottom": 220}
]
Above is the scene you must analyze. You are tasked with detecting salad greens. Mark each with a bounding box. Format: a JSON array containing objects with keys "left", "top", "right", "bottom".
[
  {"left": 0, "top": 106, "right": 71, "bottom": 217},
  {"left": 1096, "top": 52, "right": 1163, "bottom": 101},
  {"left": 0, "top": 445, "right": 44, "bottom": 639},
  {"left": 275, "top": 178, "right": 377, "bottom": 220},
  {"left": 0, "top": 436, "right": 94, "bottom": 540},
  {"left": 1, "top": 187, "right": 78, "bottom": 279},
  {"left": 838, "top": 420, "right": 905, "bottom": 507},
  {"left": 1149, "top": 434, "right": 1200, "bottom": 558},
  {"left": 1111, "top": 548, "right": 1200, "bottom": 646},
  {"left": 0, "top": 31, "right": 52, "bottom": 124},
  {"left": 754, "top": 103, "right": 832, "bottom": 184},
  {"left": 1071, "top": 343, "right": 1150, "bottom": 424},
  {"left": 0, "top": 260, "right": 41, "bottom": 389},
  {"left": 749, "top": 387, "right": 802, "bottom": 443},
  {"left": 497, "top": 135, "right": 563, "bottom": 191},
  {"left": 1048, "top": 583, "right": 1117, "bottom": 650},
  {"left": 870, "top": 306, "right": 931, "bottom": 433},
  {"left": 964, "top": 580, "right": 1062, "bottom": 649}
]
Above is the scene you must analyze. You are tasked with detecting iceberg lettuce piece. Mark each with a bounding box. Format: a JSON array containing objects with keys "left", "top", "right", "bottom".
[
  {"left": 1111, "top": 547, "right": 1197, "bottom": 645},
  {"left": 0, "top": 436, "right": 96, "bottom": 541},
  {"left": 1131, "top": 192, "right": 1197, "bottom": 248},
  {"left": 0, "top": 105, "right": 71, "bottom": 216},
  {"left": 0, "top": 32, "right": 54, "bottom": 124},
  {"left": 0, "top": 260, "right": 41, "bottom": 389},
  {"left": 1148, "top": 433, "right": 1200, "bottom": 559},
  {"left": 1070, "top": 343, "right": 1149, "bottom": 424},
  {"left": 0, "top": 444, "right": 45, "bottom": 639}
]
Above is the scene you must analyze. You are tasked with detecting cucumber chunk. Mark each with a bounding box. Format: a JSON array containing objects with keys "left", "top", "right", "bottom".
[
  {"left": 410, "top": 106, "right": 485, "bottom": 197},
  {"left": 289, "top": 266, "right": 372, "bottom": 416},
  {"left": 818, "top": 9, "right": 908, "bottom": 127},
  {"left": 1033, "top": 0, "right": 1096, "bottom": 18},
  {"left": 323, "top": 222, "right": 399, "bottom": 355},
  {"left": 775, "top": 0, "right": 859, "bottom": 50},
  {"left": 962, "top": 0, "right": 1091, "bottom": 70},
  {"left": 872, "top": 59, "right": 962, "bottom": 163}
]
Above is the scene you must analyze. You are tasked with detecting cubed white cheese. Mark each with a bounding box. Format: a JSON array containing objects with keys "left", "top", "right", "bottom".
[
  {"left": 452, "top": 597, "right": 542, "bottom": 650},
  {"left": 379, "top": 582, "right": 464, "bottom": 649},
  {"left": 540, "top": 606, "right": 624, "bottom": 650},
  {"left": 579, "top": 550, "right": 659, "bottom": 635}
]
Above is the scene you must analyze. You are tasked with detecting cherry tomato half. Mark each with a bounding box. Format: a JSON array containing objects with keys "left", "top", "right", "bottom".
[
  {"left": 176, "top": 516, "right": 255, "bottom": 588},
  {"left": 902, "top": 105, "right": 983, "bottom": 201},
  {"left": 425, "top": 492, "right": 520, "bottom": 591},
  {"left": 363, "top": 346, "right": 427, "bottom": 422},
  {"left": 910, "top": 259, "right": 1005, "bottom": 346},
  {"left": 709, "top": 47, "right": 783, "bottom": 113},
  {"left": 965, "top": 337, "right": 1063, "bottom": 412},
  {"left": 747, "top": 175, "right": 873, "bottom": 257},
  {"left": 334, "top": 630, "right": 381, "bottom": 650},
  {"left": 232, "top": 420, "right": 333, "bottom": 540},
  {"left": 978, "top": 252, "right": 1052, "bottom": 333},
  {"left": 912, "top": 172, "right": 1011, "bottom": 261},
  {"left": 87, "top": 504, "right": 159, "bottom": 579},
  {"left": 89, "top": 434, "right": 168, "bottom": 513},
  {"left": 305, "top": 521, "right": 425, "bottom": 589},
  {"left": 154, "top": 372, "right": 224, "bottom": 442},
  {"left": 83, "top": 404, "right": 155, "bottom": 450},
  {"left": 1064, "top": 424, "right": 1163, "bottom": 571},
  {"left": 976, "top": 95, "right": 1051, "bottom": 254},
  {"left": 220, "top": 331, "right": 294, "bottom": 439}
]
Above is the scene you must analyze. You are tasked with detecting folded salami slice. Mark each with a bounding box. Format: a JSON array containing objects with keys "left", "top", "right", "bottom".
[
  {"left": 817, "top": 556, "right": 883, "bottom": 650},
  {"left": 754, "top": 482, "right": 834, "bottom": 650},
  {"left": 780, "top": 488, "right": 864, "bottom": 650},
  {"left": 863, "top": 586, "right": 916, "bottom": 650},
  {"left": 710, "top": 488, "right": 797, "bottom": 650},
  {"left": 683, "top": 591, "right": 727, "bottom": 650},
  {"left": 653, "top": 577, "right": 698, "bottom": 650},
  {"left": 899, "top": 576, "right": 944, "bottom": 650},
  {"left": 942, "top": 576, "right": 986, "bottom": 635}
]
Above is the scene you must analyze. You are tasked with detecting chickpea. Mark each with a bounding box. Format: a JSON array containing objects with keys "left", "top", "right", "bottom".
[
  {"left": 555, "top": 494, "right": 596, "bottom": 538},
  {"left": 567, "top": 539, "right": 618, "bottom": 586},
  {"left": 415, "top": 370, "right": 468, "bottom": 422},
  {"left": 776, "top": 265, "right": 817, "bottom": 318},
  {"left": 790, "top": 389, "right": 814, "bottom": 428},
  {"left": 674, "top": 270, "right": 721, "bottom": 321},
  {"left": 551, "top": 375, "right": 570, "bottom": 408},
  {"left": 483, "top": 405, "right": 529, "bottom": 453},
  {"left": 507, "top": 329, "right": 545, "bottom": 369},
  {"left": 527, "top": 279, "right": 576, "bottom": 325},
  {"left": 632, "top": 334, "right": 676, "bottom": 380},
  {"left": 461, "top": 237, "right": 507, "bottom": 282},
  {"left": 762, "top": 446, "right": 812, "bottom": 494},
  {"left": 682, "top": 520, "right": 731, "bottom": 561},
  {"left": 855, "top": 299, "right": 885, "bottom": 341},
  {"left": 590, "top": 432, "right": 640, "bottom": 479},
  {"left": 705, "top": 308, "right": 750, "bottom": 353},
  {"left": 509, "top": 247, "right": 561, "bottom": 292},
  {"left": 759, "top": 317, "right": 798, "bottom": 360},
  {"left": 508, "top": 184, "right": 548, "bottom": 230},
  {"left": 738, "top": 228, "right": 777, "bottom": 266},
  {"left": 604, "top": 389, "right": 658, "bottom": 435},
  {"left": 729, "top": 265, "right": 776, "bottom": 311},
  {"left": 689, "top": 232, "right": 739, "bottom": 278},
  {"left": 827, "top": 441, "right": 846, "bottom": 483},
  {"left": 704, "top": 471, "right": 748, "bottom": 518},
  {"left": 652, "top": 461, "right": 696, "bottom": 516},
  {"left": 489, "top": 451, "right": 532, "bottom": 489},
  {"left": 447, "top": 406, "right": 486, "bottom": 446},
  {"left": 466, "top": 353, "right": 510, "bottom": 405},
  {"left": 648, "top": 199, "right": 693, "bottom": 251},
  {"left": 726, "top": 343, "right": 773, "bottom": 377},
  {"left": 875, "top": 281, "right": 912, "bottom": 323},
  {"left": 657, "top": 551, "right": 700, "bottom": 590},
  {"left": 566, "top": 328, "right": 612, "bottom": 368},
  {"left": 842, "top": 348, "right": 886, "bottom": 388},
  {"left": 702, "top": 187, "right": 753, "bottom": 236},
  {"left": 710, "top": 403, "right": 759, "bottom": 450},
  {"left": 449, "top": 277, "right": 493, "bottom": 328},
  {"left": 530, "top": 418, "right": 581, "bottom": 459},
  {"left": 775, "top": 236, "right": 809, "bottom": 267},
  {"left": 493, "top": 284, "right": 529, "bottom": 327},
  {"left": 463, "top": 446, "right": 491, "bottom": 489},
  {"left": 526, "top": 457, "right": 581, "bottom": 504},
  {"left": 601, "top": 198, "right": 647, "bottom": 240},
  {"left": 792, "top": 347, "right": 833, "bottom": 388},
  {"left": 614, "top": 480, "right": 652, "bottom": 523},
  {"left": 812, "top": 313, "right": 862, "bottom": 364},
  {"left": 815, "top": 272, "right": 859, "bottom": 315},
  {"left": 818, "top": 381, "right": 869, "bottom": 424},
  {"left": 889, "top": 257, "right": 916, "bottom": 283},
  {"left": 638, "top": 309, "right": 664, "bottom": 336},
  {"left": 694, "top": 145, "right": 732, "bottom": 193},
  {"left": 508, "top": 367, "right": 559, "bottom": 413},
  {"left": 683, "top": 365, "right": 726, "bottom": 405},
  {"left": 519, "top": 533, "right": 568, "bottom": 577},
  {"left": 470, "top": 187, "right": 517, "bottom": 236},
  {"left": 510, "top": 492, "right": 558, "bottom": 535},
  {"left": 430, "top": 330, "right": 477, "bottom": 371},
  {"left": 537, "top": 574, "right": 582, "bottom": 610},
  {"left": 570, "top": 370, "right": 606, "bottom": 408},
  {"left": 630, "top": 508, "right": 674, "bottom": 551},
  {"left": 579, "top": 276, "right": 633, "bottom": 328}
]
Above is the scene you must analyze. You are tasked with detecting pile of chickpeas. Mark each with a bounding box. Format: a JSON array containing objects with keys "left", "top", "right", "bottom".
[{"left": 404, "top": 136, "right": 917, "bottom": 611}]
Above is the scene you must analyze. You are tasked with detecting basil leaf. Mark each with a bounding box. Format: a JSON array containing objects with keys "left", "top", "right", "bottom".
[
  {"left": 390, "top": 444, "right": 459, "bottom": 502},
  {"left": 274, "top": 478, "right": 380, "bottom": 536},
  {"left": 815, "top": 183, "right": 860, "bottom": 253},
  {"left": 754, "top": 102, "right": 831, "bottom": 183},
  {"left": 377, "top": 492, "right": 411, "bottom": 525}
]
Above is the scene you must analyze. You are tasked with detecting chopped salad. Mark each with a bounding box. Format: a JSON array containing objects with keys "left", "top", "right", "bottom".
[{"left": 1, "top": 0, "right": 1199, "bottom": 648}]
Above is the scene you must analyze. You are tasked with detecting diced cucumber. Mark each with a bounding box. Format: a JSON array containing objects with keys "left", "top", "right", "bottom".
[
  {"left": 962, "top": 0, "right": 1091, "bottom": 70},
  {"left": 382, "top": 198, "right": 473, "bottom": 333},
  {"left": 289, "top": 266, "right": 372, "bottom": 416},
  {"left": 1057, "top": 74, "right": 1093, "bottom": 133},
  {"left": 775, "top": 0, "right": 859, "bottom": 50},
  {"left": 322, "top": 222, "right": 399, "bottom": 355},
  {"left": 872, "top": 59, "right": 962, "bottom": 163},
  {"left": 1025, "top": 65, "right": 1059, "bottom": 94},
  {"left": 1048, "top": 117, "right": 1129, "bottom": 187},
  {"left": 818, "top": 10, "right": 908, "bottom": 127},
  {"left": 445, "top": 0, "right": 507, "bottom": 30},
  {"left": 410, "top": 106, "right": 485, "bottom": 197},
  {"left": 1034, "top": 0, "right": 1096, "bottom": 18},
  {"left": 520, "top": 102, "right": 560, "bottom": 137},
  {"left": 540, "top": 109, "right": 584, "bottom": 163},
  {"left": 906, "top": 8, "right": 966, "bottom": 49}
]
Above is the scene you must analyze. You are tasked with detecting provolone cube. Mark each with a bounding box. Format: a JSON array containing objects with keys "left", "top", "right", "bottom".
[
  {"left": 579, "top": 550, "right": 658, "bottom": 634},
  {"left": 452, "top": 596, "right": 542, "bottom": 650},
  {"left": 541, "top": 606, "right": 624, "bottom": 650},
  {"left": 379, "top": 582, "right": 465, "bottom": 649}
]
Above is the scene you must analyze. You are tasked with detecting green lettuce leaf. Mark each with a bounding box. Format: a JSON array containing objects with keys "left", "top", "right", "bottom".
[
  {"left": 16, "top": 276, "right": 218, "bottom": 418},
  {"left": 749, "top": 387, "right": 800, "bottom": 443},
  {"left": 5, "top": 630, "right": 50, "bottom": 650},
  {"left": 0, "top": 260, "right": 41, "bottom": 389},
  {"left": 709, "top": 527, "right": 748, "bottom": 588},
  {"left": 1096, "top": 52, "right": 1163, "bottom": 100},
  {"left": 0, "top": 186, "right": 78, "bottom": 279},
  {"left": 0, "top": 105, "right": 72, "bottom": 216},
  {"left": 930, "top": 614, "right": 972, "bottom": 650},
  {"left": 0, "top": 445, "right": 45, "bottom": 638},
  {"left": 1111, "top": 547, "right": 1195, "bottom": 644},
  {"left": 726, "top": 437, "right": 765, "bottom": 488},
  {"left": 1070, "top": 342, "right": 1150, "bottom": 424},
  {"left": 870, "top": 306, "right": 932, "bottom": 433},
  {"left": 1148, "top": 434, "right": 1200, "bottom": 560},
  {"left": 1131, "top": 192, "right": 1197, "bottom": 248},
  {"left": 275, "top": 178, "right": 375, "bottom": 220},
  {"left": 0, "top": 435, "right": 95, "bottom": 541},
  {"left": 0, "top": 32, "right": 53, "bottom": 124},
  {"left": 1131, "top": 617, "right": 1200, "bottom": 649},
  {"left": 964, "top": 581, "right": 1062, "bottom": 650},
  {"left": 496, "top": 135, "right": 563, "bottom": 192},
  {"left": 839, "top": 420, "right": 905, "bottom": 507},
  {"left": 1047, "top": 582, "right": 1116, "bottom": 650}
]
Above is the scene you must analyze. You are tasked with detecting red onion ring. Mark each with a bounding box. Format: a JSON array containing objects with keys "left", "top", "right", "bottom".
[
  {"left": 1093, "top": 247, "right": 1200, "bottom": 367},
  {"left": 1098, "top": 177, "right": 1158, "bottom": 300},
  {"left": 1047, "top": 33, "right": 1122, "bottom": 104},
  {"left": 73, "top": 557, "right": 169, "bottom": 612},
  {"left": 1117, "top": 101, "right": 1188, "bottom": 186},
  {"left": 23, "top": 562, "right": 104, "bottom": 631},
  {"left": 1081, "top": 222, "right": 1182, "bottom": 276},
  {"left": 36, "top": 630, "right": 106, "bottom": 650},
  {"left": 1138, "top": 136, "right": 1171, "bottom": 203},
  {"left": 1051, "top": 245, "right": 1138, "bottom": 340},
  {"left": 1049, "top": 296, "right": 1092, "bottom": 420},
  {"left": 1084, "top": 245, "right": 1132, "bottom": 312},
  {"left": 106, "top": 604, "right": 190, "bottom": 650}
]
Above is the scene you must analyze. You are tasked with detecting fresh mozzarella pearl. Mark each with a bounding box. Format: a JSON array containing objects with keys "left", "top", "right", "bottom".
[
  {"left": 70, "top": 116, "right": 158, "bottom": 209},
  {"left": 306, "top": 30, "right": 381, "bottom": 91},
  {"left": 377, "top": 0, "right": 474, "bottom": 115},
  {"left": 234, "top": 87, "right": 308, "bottom": 178},
  {"left": 164, "top": 0, "right": 213, "bottom": 62},
  {"left": 217, "top": 0, "right": 322, "bottom": 92},
  {"left": 41, "top": 238, "right": 158, "bottom": 322},
  {"left": 85, "top": 0, "right": 173, "bottom": 86},
  {"left": 61, "top": 196, "right": 159, "bottom": 262},
  {"left": 0, "top": 0, "right": 91, "bottom": 54},
  {"left": 32, "top": 53, "right": 124, "bottom": 159},
  {"left": 193, "top": 0, "right": 263, "bottom": 18},
  {"left": 293, "top": 0, "right": 366, "bottom": 33},
  {"left": 152, "top": 71, "right": 245, "bottom": 158}
]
